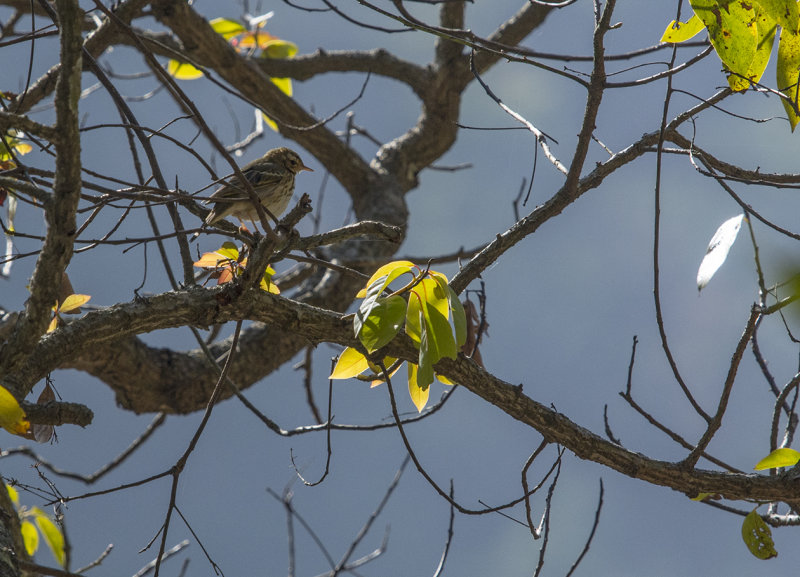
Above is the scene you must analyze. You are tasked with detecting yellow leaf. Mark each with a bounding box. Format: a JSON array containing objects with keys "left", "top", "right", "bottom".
[
  {"left": 166, "top": 60, "right": 204, "bottom": 80},
  {"left": 261, "top": 111, "right": 279, "bottom": 133},
  {"left": 754, "top": 447, "right": 800, "bottom": 470},
  {"left": 408, "top": 363, "right": 429, "bottom": 412},
  {"left": 209, "top": 17, "right": 246, "bottom": 40},
  {"left": 6, "top": 483, "right": 18, "bottom": 505},
  {"left": 59, "top": 293, "right": 90, "bottom": 314},
  {"left": 661, "top": 14, "right": 705, "bottom": 43},
  {"left": 13, "top": 142, "right": 31, "bottom": 156},
  {"left": 436, "top": 373, "right": 455, "bottom": 386},
  {"left": 0, "top": 385, "right": 29, "bottom": 435},
  {"left": 46, "top": 316, "right": 58, "bottom": 333},
  {"left": 270, "top": 76, "right": 293, "bottom": 97},
  {"left": 237, "top": 30, "right": 276, "bottom": 50},
  {"left": 330, "top": 347, "right": 369, "bottom": 379},
  {"left": 32, "top": 508, "right": 65, "bottom": 567},
  {"left": 20, "top": 520, "right": 38, "bottom": 556}
]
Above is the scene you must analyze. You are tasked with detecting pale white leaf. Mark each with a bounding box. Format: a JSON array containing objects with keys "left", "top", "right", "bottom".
[{"left": 697, "top": 214, "right": 745, "bottom": 291}]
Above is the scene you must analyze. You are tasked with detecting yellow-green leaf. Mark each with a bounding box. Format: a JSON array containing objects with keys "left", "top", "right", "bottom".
[
  {"left": 754, "top": 447, "right": 800, "bottom": 470},
  {"left": 20, "top": 520, "right": 38, "bottom": 556},
  {"left": 0, "top": 385, "right": 29, "bottom": 435},
  {"left": 271, "top": 76, "right": 293, "bottom": 97},
  {"left": 408, "top": 363, "right": 429, "bottom": 412},
  {"left": 777, "top": 28, "right": 800, "bottom": 130},
  {"left": 758, "top": 0, "right": 799, "bottom": 33},
  {"left": 690, "top": 0, "right": 758, "bottom": 90},
  {"left": 661, "top": 14, "right": 705, "bottom": 43},
  {"left": 6, "top": 484, "right": 18, "bottom": 505},
  {"left": 60, "top": 293, "right": 90, "bottom": 314},
  {"left": 330, "top": 347, "right": 369, "bottom": 379},
  {"left": 264, "top": 39, "right": 298, "bottom": 59},
  {"left": 357, "top": 295, "right": 406, "bottom": 353},
  {"left": 741, "top": 509, "right": 778, "bottom": 560},
  {"left": 32, "top": 508, "right": 65, "bottom": 567},
  {"left": 209, "top": 17, "right": 246, "bottom": 40},
  {"left": 167, "top": 60, "right": 204, "bottom": 80},
  {"left": 357, "top": 261, "right": 416, "bottom": 298},
  {"left": 46, "top": 316, "right": 59, "bottom": 334},
  {"left": 436, "top": 373, "right": 456, "bottom": 386}
]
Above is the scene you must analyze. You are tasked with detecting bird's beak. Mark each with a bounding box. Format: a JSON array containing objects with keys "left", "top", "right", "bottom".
[{"left": 300, "top": 164, "right": 314, "bottom": 172}]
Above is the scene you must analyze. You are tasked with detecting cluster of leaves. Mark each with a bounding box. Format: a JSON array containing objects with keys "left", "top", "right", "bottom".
[
  {"left": 662, "top": 0, "right": 800, "bottom": 129},
  {"left": 48, "top": 294, "right": 91, "bottom": 333},
  {"left": 193, "top": 242, "right": 279, "bottom": 293},
  {"left": 331, "top": 261, "right": 466, "bottom": 412},
  {"left": 166, "top": 14, "right": 297, "bottom": 131},
  {"left": 5, "top": 484, "right": 65, "bottom": 567}
]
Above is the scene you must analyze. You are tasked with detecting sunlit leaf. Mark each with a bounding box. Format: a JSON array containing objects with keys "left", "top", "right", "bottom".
[
  {"left": 758, "top": 0, "right": 800, "bottom": 33},
  {"left": 357, "top": 261, "right": 416, "bottom": 298},
  {"left": 238, "top": 30, "right": 276, "bottom": 50},
  {"left": 689, "top": 0, "right": 758, "bottom": 90},
  {"left": 448, "top": 286, "right": 467, "bottom": 347},
  {"left": 690, "top": 492, "right": 716, "bottom": 501},
  {"left": 260, "top": 265, "right": 279, "bottom": 294},
  {"left": 697, "top": 213, "right": 745, "bottom": 291},
  {"left": 209, "top": 17, "right": 246, "bottom": 40},
  {"left": 6, "top": 484, "right": 19, "bottom": 505},
  {"left": 59, "top": 294, "right": 90, "bottom": 314},
  {"left": 777, "top": 28, "right": 800, "bottom": 130},
  {"left": 166, "top": 60, "right": 204, "bottom": 80},
  {"left": 270, "top": 76, "right": 293, "bottom": 97},
  {"left": 261, "top": 111, "right": 279, "bottom": 133},
  {"left": 46, "top": 316, "right": 59, "bottom": 334},
  {"left": 408, "top": 363, "right": 429, "bottom": 413},
  {"left": 0, "top": 385, "right": 29, "bottom": 435},
  {"left": 32, "top": 508, "right": 65, "bottom": 566},
  {"left": 661, "top": 14, "right": 705, "bottom": 43},
  {"left": 422, "top": 300, "right": 457, "bottom": 362},
  {"left": 741, "top": 508, "right": 778, "bottom": 560},
  {"left": 417, "top": 311, "right": 434, "bottom": 390},
  {"left": 436, "top": 373, "right": 455, "bottom": 385},
  {"left": 330, "top": 347, "right": 369, "bottom": 379},
  {"left": 357, "top": 295, "right": 406, "bottom": 353},
  {"left": 20, "top": 520, "right": 38, "bottom": 556},
  {"left": 264, "top": 39, "right": 298, "bottom": 59},
  {"left": 194, "top": 242, "right": 241, "bottom": 267},
  {"left": 754, "top": 447, "right": 800, "bottom": 470}
]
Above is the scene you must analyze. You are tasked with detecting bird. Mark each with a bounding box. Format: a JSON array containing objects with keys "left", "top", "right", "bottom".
[{"left": 202, "top": 147, "right": 313, "bottom": 230}]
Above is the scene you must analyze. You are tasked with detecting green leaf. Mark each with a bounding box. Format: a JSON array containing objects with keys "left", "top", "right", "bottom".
[
  {"left": 777, "top": 28, "right": 800, "bottom": 130},
  {"left": 330, "top": 347, "right": 370, "bottom": 379},
  {"left": 209, "top": 17, "right": 246, "bottom": 40},
  {"left": 754, "top": 447, "right": 800, "bottom": 470},
  {"left": 741, "top": 509, "right": 778, "bottom": 560},
  {"left": 661, "top": 14, "right": 706, "bottom": 43},
  {"left": 32, "top": 508, "right": 65, "bottom": 566},
  {"left": 405, "top": 290, "right": 422, "bottom": 344},
  {"left": 357, "top": 295, "right": 406, "bottom": 353},
  {"left": 407, "top": 363, "right": 429, "bottom": 412},
  {"left": 264, "top": 39, "right": 298, "bottom": 59},
  {"left": 448, "top": 286, "right": 467, "bottom": 348},
  {"left": 20, "top": 520, "right": 38, "bottom": 556},
  {"left": 422, "top": 300, "right": 457, "bottom": 362},
  {"left": 757, "top": 0, "right": 799, "bottom": 33},
  {"left": 690, "top": 0, "right": 758, "bottom": 90}
]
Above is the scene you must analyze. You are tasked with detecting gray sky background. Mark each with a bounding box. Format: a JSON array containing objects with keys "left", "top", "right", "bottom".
[{"left": 2, "top": 1, "right": 800, "bottom": 575}]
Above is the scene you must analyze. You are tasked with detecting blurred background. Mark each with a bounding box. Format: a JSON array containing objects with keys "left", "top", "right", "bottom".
[{"left": 2, "top": 1, "right": 800, "bottom": 575}]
